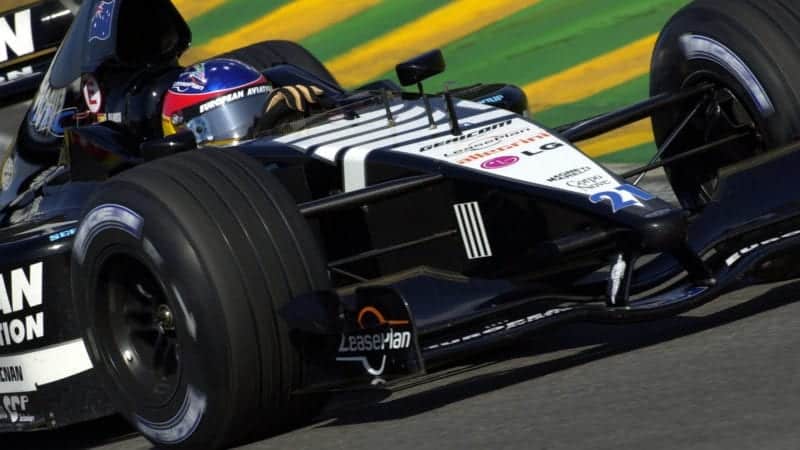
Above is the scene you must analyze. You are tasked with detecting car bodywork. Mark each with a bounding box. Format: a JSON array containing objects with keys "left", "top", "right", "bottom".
[
  {"left": 0, "top": 0, "right": 798, "bottom": 433},
  {"left": 0, "top": 0, "right": 76, "bottom": 103}
]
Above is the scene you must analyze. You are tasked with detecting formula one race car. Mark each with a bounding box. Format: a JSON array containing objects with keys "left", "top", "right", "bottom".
[{"left": 1, "top": 0, "right": 799, "bottom": 448}]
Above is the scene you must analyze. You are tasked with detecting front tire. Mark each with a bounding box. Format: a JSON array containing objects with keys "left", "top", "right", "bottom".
[
  {"left": 651, "top": 0, "right": 800, "bottom": 209},
  {"left": 71, "top": 150, "right": 329, "bottom": 449}
]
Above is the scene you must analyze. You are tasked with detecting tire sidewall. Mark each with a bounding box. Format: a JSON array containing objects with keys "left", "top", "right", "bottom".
[
  {"left": 72, "top": 184, "right": 237, "bottom": 448},
  {"left": 652, "top": 14, "right": 797, "bottom": 148},
  {"left": 651, "top": 2, "right": 800, "bottom": 207}
]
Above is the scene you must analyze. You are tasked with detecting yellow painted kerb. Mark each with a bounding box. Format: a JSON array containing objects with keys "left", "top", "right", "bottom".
[
  {"left": 578, "top": 119, "right": 654, "bottom": 158},
  {"left": 171, "top": 0, "right": 228, "bottom": 21},
  {"left": 182, "top": 0, "right": 382, "bottom": 65},
  {"left": 326, "top": 0, "right": 541, "bottom": 88},
  {"left": 524, "top": 34, "right": 659, "bottom": 155},
  {"left": 525, "top": 34, "right": 658, "bottom": 113}
]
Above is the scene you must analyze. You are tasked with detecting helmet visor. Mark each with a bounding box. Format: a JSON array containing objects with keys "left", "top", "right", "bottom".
[{"left": 182, "top": 88, "right": 269, "bottom": 145}]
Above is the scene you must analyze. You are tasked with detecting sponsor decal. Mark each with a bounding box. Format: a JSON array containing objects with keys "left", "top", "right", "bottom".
[
  {"left": 0, "top": 339, "right": 93, "bottom": 394},
  {"left": 442, "top": 128, "right": 532, "bottom": 159},
  {"left": 425, "top": 308, "right": 573, "bottom": 351},
  {"left": 197, "top": 85, "right": 269, "bottom": 114},
  {"left": 171, "top": 64, "right": 208, "bottom": 93},
  {"left": 336, "top": 306, "right": 413, "bottom": 377},
  {"left": 419, "top": 120, "right": 513, "bottom": 152},
  {"left": 89, "top": 0, "right": 115, "bottom": 42},
  {"left": 0, "top": 10, "right": 33, "bottom": 63},
  {"left": 456, "top": 136, "right": 501, "bottom": 154},
  {"left": 0, "top": 65, "right": 33, "bottom": 83},
  {"left": 567, "top": 175, "right": 611, "bottom": 190},
  {"left": 48, "top": 228, "right": 77, "bottom": 242},
  {"left": 481, "top": 155, "right": 519, "bottom": 170},
  {"left": 547, "top": 166, "right": 591, "bottom": 182},
  {"left": 338, "top": 330, "right": 411, "bottom": 353},
  {"left": 458, "top": 132, "right": 553, "bottom": 165},
  {"left": 74, "top": 205, "right": 143, "bottom": 264},
  {"left": 199, "top": 89, "right": 244, "bottom": 114},
  {"left": 521, "top": 141, "right": 565, "bottom": 157},
  {"left": 478, "top": 94, "right": 505, "bottom": 105},
  {"left": 454, "top": 202, "right": 493, "bottom": 260},
  {"left": 590, "top": 184, "right": 654, "bottom": 213},
  {"left": 0, "top": 394, "right": 33, "bottom": 424},
  {"left": 725, "top": 230, "right": 800, "bottom": 266},
  {"left": 0, "top": 263, "right": 43, "bottom": 348},
  {"left": 82, "top": 76, "right": 103, "bottom": 114},
  {"left": 0, "top": 366, "right": 22, "bottom": 382}
]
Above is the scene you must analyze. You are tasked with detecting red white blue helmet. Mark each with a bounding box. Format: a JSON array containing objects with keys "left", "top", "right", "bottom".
[{"left": 162, "top": 58, "right": 271, "bottom": 145}]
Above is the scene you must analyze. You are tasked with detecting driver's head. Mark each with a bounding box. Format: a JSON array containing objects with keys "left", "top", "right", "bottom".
[{"left": 162, "top": 58, "right": 271, "bottom": 146}]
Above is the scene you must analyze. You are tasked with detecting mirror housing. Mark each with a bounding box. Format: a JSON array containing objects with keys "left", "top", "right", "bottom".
[
  {"left": 395, "top": 49, "right": 446, "bottom": 86},
  {"left": 140, "top": 130, "right": 197, "bottom": 161}
]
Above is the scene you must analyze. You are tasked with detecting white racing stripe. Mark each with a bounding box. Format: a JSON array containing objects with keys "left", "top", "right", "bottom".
[
  {"left": 276, "top": 104, "right": 411, "bottom": 148},
  {"left": 275, "top": 98, "right": 624, "bottom": 200},
  {"left": 454, "top": 202, "right": 492, "bottom": 259},
  {"left": 0, "top": 338, "right": 93, "bottom": 394},
  {"left": 343, "top": 105, "right": 514, "bottom": 191},
  {"left": 315, "top": 105, "right": 431, "bottom": 164}
]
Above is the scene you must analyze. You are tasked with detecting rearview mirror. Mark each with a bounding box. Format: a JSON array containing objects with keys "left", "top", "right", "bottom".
[
  {"left": 140, "top": 130, "right": 197, "bottom": 161},
  {"left": 396, "top": 49, "right": 446, "bottom": 86}
]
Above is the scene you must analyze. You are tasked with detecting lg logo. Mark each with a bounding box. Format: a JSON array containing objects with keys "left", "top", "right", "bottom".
[{"left": 0, "top": 10, "right": 34, "bottom": 63}]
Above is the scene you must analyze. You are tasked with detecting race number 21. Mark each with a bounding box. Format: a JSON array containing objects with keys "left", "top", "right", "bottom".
[{"left": 590, "top": 184, "right": 655, "bottom": 213}]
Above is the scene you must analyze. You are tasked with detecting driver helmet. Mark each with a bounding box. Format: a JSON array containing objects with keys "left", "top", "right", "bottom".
[{"left": 162, "top": 59, "right": 272, "bottom": 146}]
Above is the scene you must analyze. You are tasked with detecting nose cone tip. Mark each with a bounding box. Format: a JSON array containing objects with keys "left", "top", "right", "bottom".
[{"left": 638, "top": 208, "right": 688, "bottom": 251}]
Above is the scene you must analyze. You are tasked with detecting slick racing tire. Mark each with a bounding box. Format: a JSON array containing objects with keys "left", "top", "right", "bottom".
[
  {"left": 220, "top": 40, "right": 339, "bottom": 87},
  {"left": 651, "top": 0, "right": 800, "bottom": 210},
  {"left": 71, "top": 150, "right": 330, "bottom": 449}
]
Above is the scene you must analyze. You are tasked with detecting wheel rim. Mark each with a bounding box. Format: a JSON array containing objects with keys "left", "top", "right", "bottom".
[
  {"left": 95, "top": 254, "right": 183, "bottom": 408},
  {"left": 664, "top": 74, "right": 762, "bottom": 210}
]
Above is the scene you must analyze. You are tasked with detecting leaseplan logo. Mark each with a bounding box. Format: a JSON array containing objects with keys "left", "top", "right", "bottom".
[
  {"left": 336, "top": 306, "right": 412, "bottom": 377},
  {"left": 0, "top": 9, "right": 34, "bottom": 63}
]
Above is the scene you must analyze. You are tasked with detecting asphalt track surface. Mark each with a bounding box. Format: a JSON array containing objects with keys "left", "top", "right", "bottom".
[{"left": 2, "top": 103, "right": 798, "bottom": 449}]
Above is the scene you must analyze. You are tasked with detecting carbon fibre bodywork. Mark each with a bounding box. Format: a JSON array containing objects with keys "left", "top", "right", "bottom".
[{"left": 1, "top": 0, "right": 800, "bottom": 436}]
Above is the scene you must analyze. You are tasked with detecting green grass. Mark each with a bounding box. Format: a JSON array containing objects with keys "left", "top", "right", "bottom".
[
  {"left": 536, "top": 74, "right": 650, "bottom": 126},
  {"left": 188, "top": 0, "right": 291, "bottom": 45},
  {"left": 598, "top": 141, "right": 656, "bottom": 162},
  {"left": 374, "top": 0, "right": 689, "bottom": 87},
  {"left": 186, "top": 0, "right": 690, "bottom": 162},
  {"left": 302, "top": 0, "right": 451, "bottom": 62}
]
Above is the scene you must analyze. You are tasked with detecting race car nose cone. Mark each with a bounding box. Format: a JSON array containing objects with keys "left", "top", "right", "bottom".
[{"left": 638, "top": 208, "right": 688, "bottom": 251}]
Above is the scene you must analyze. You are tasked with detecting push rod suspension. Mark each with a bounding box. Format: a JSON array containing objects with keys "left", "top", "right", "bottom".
[
  {"left": 557, "top": 83, "right": 714, "bottom": 142},
  {"left": 299, "top": 173, "right": 445, "bottom": 217}
]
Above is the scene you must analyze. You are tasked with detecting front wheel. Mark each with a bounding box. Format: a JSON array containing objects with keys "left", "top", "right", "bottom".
[
  {"left": 71, "top": 150, "right": 329, "bottom": 449},
  {"left": 651, "top": 0, "right": 800, "bottom": 210}
]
